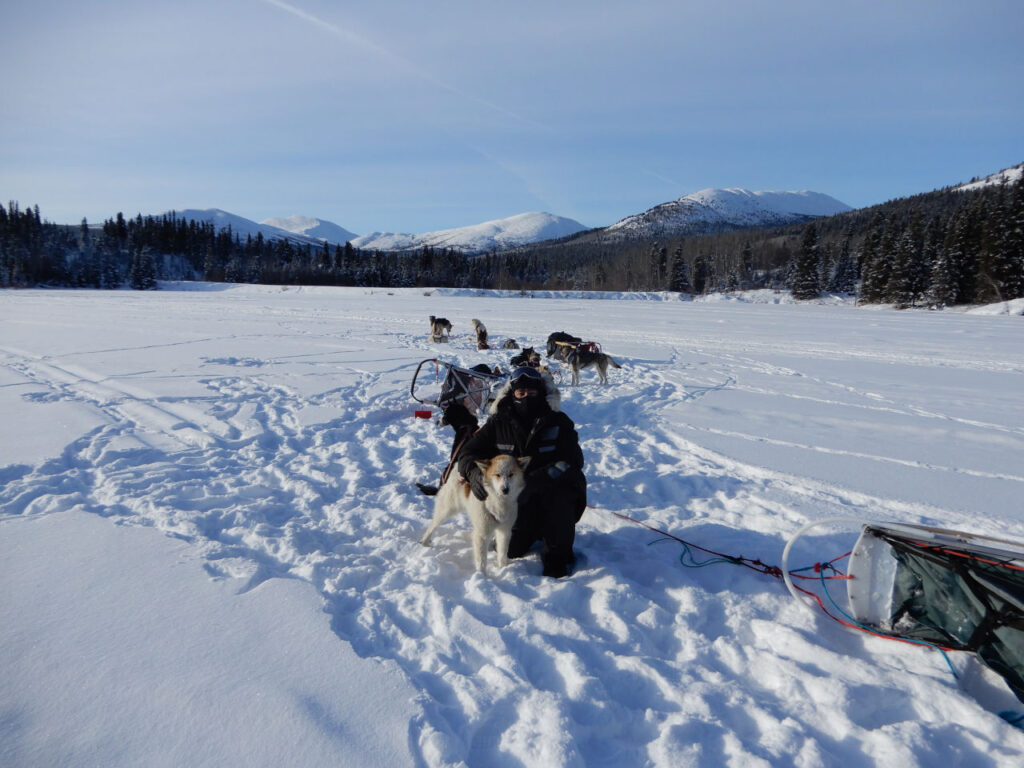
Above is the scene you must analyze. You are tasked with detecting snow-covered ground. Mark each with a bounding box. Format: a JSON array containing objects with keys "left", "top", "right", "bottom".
[{"left": 2, "top": 284, "right": 1023, "bottom": 767}]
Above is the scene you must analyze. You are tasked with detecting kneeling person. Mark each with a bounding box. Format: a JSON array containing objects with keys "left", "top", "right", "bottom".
[{"left": 458, "top": 366, "right": 587, "bottom": 577}]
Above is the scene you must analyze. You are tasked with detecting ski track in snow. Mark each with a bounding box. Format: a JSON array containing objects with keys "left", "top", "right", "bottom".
[{"left": 2, "top": 295, "right": 1023, "bottom": 767}]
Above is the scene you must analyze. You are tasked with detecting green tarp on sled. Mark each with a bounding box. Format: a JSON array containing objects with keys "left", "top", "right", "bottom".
[{"left": 848, "top": 523, "right": 1024, "bottom": 701}]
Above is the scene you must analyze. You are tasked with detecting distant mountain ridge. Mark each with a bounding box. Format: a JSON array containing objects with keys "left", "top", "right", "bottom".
[
  {"left": 162, "top": 209, "right": 328, "bottom": 249},
  {"left": 604, "top": 188, "right": 852, "bottom": 240},
  {"left": 350, "top": 212, "right": 588, "bottom": 254},
  {"left": 162, "top": 188, "right": 853, "bottom": 254},
  {"left": 260, "top": 215, "right": 358, "bottom": 245},
  {"left": 156, "top": 209, "right": 586, "bottom": 254}
]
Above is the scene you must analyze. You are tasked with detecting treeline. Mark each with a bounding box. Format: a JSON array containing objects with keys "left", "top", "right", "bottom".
[
  {"left": 502, "top": 174, "right": 1024, "bottom": 305},
  {"left": 0, "top": 206, "right": 481, "bottom": 290},
  {"left": 789, "top": 178, "right": 1024, "bottom": 306},
  {"left": 2, "top": 172, "right": 1022, "bottom": 306}
]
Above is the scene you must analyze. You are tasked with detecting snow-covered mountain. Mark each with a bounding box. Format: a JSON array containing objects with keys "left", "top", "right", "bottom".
[
  {"left": 604, "top": 188, "right": 852, "bottom": 239},
  {"left": 162, "top": 209, "right": 585, "bottom": 254},
  {"left": 162, "top": 187, "right": 855, "bottom": 255},
  {"left": 259, "top": 215, "right": 358, "bottom": 245},
  {"left": 162, "top": 209, "right": 330, "bottom": 248},
  {"left": 350, "top": 212, "right": 588, "bottom": 254}
]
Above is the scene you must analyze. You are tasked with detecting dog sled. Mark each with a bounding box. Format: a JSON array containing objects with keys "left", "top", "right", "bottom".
[
  {"left": 618, "top": 511, "right": 1024, "bottom": 713},
  {"left": 409, "top": 358, "right": 508, "bottom": 420},
  {"left": 783, "top": 520, "right": 1024, "bottom": 702}
]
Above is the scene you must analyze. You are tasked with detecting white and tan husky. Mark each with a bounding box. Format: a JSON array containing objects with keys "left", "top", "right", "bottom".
[{"left": 420, "top": 455, "right": 531, "bottom": 576}]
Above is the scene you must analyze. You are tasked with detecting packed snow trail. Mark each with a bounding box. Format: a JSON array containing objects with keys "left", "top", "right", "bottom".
[{"left": 2, "top": 286, "right": 1023, "bottom": 767}]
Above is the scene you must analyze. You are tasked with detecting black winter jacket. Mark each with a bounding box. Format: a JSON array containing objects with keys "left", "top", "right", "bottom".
[{"left": 457, "top": 383, "right": 586, "bottom": 508}]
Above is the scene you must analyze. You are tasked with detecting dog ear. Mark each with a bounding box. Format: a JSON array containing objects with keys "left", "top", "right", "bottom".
[
  {"left": 517, "top": 456, "right": 532, "bottom": 470},
  {"left": 474, "top": 460, "right": 490, "bottom": 473}
]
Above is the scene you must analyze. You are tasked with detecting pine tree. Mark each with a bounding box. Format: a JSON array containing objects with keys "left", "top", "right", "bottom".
[
  {"left": 887, "top": 229, "right": 920, "bottom": 308},
  {"left": 926, "top": 244, "right": 955, "bottom": 308},
  {"left": 790, "top": 222, "right": 821, "bottom": 300},
  {"left": 691, "top": 253, "right": 709, "bottom": 294},
  {"left": 943, "top": 210, "right": 973, "bottom": 304},
  {"left": 129, "top": 246, "right": 158, "bottom": 289},
  {"left": 858, "top": 215, "right": 890, "bottom": 303},
  {"left": 828, "top": 235, "right": 857, "bottom": 293},
  {"left": 1007, "top": 178, "right": 1024, "bottom": 298},
  {"left": 990, "top": 182, "right": 1024, "bottom": 300},
  {"left": 669, "top": 247, "right": 690, "bottom": 293},
  {"left": 920, "top": 217, "right": 945, "bottom": 300},
  {"left": 740, "top": 242, "right": 755, "bottom": 288}
]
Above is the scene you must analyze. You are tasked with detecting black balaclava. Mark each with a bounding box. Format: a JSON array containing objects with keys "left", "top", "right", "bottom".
[{"left": 509, "top": 367, "right": 547, "bottom": 421}]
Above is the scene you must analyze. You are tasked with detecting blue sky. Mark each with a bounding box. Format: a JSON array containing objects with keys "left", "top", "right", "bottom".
[{"left": 2, "top": 0, "right": 1021, "bottom": 235}]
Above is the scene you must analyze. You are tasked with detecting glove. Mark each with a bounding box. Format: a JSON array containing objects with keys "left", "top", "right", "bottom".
[
  {"left": 546, "top": 461, "right": 570, "bottom": 480},
  {"left": 467, "top": 465, "right": 488, "bottom": 501}
]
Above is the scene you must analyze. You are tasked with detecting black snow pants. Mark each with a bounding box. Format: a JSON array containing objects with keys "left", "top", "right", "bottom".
[{"left": 507, "top": 479, "right": 585, "bottom": 577}]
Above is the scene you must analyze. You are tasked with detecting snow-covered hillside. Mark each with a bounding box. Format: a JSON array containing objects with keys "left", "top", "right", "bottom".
[
  {"left": 955, "top": 163, "right": 1023, "bottom": 193},
  {"left": 2, "top": 284, "right": 1024, "bottom": 767},
  {"left": 350, "top": 211, "right": 588, "bottom": 254},
  {"left": 163, "top": 208, "right": 328, "bottom": 248},
  {"left": 606, "top": 188, "right": 852, "bottom": 239},
  {"left": 260, "top": 214, "right": 358, "bottom": 245}
]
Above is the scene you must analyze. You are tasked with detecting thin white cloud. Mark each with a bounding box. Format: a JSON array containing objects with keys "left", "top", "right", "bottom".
[{"left": 259, "top": 0, "right": 547, "bottom": 131}]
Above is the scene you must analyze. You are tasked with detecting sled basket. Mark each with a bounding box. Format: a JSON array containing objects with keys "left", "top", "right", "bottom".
[
  {"left": 410, "top": 359, "right": 508, "bottom": 419},
  {"left": 847, "top": 522, "right": 1024, "bottom": 700}
]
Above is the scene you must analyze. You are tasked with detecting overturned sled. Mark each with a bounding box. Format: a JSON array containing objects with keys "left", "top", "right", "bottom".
[
  {"left": 847, "top": 522, "right": 1024, "bottom": 700},
  {"left": 784, "top": 520, "right": 1024, "bottom": 702},
  {"left": 409, "top": 358, "right": 507, "bottom": 420},
  {"left": 616, "top": 511, "right": 1024, "bottom": 715}
]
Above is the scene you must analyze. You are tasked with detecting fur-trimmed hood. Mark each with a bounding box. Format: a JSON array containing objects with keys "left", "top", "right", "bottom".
[{"left": 488, "top": 367, "right": 561, "bottom": 415}]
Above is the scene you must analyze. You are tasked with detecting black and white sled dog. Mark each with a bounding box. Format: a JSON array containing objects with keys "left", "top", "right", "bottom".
[
  {"left": 420, "top": 455, "right": 531, "bottom": 576},
  {"left": 429, "top": 315, "right": 452, "bottom": 343},
  {"left": 569, "top": 348, "right": 621, "bottom": 385}
]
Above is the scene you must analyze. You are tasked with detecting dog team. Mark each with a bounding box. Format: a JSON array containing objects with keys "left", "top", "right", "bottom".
[
  {"left": 420, "top": 313, "right": 618, "bottom": 578},
  {"left": 428, "top": 315, "right": 620, "bottom": 386}
]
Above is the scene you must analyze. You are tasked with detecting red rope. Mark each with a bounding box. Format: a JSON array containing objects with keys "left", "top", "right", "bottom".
[
  {"left": 611, "top": 511, "right": 964, "bottom": 650},
  {"left": 907, "top": 540, "right": 1024, "bottom": 573}
]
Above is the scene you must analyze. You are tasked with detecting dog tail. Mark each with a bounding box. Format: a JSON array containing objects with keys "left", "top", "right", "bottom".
[{"left": 609, "top": 357, "right": 622, "bottom": 368}]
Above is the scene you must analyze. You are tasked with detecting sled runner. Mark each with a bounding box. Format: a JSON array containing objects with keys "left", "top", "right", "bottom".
[{"left": 409, "top": 358, "right": 507, "bottom": 419}]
